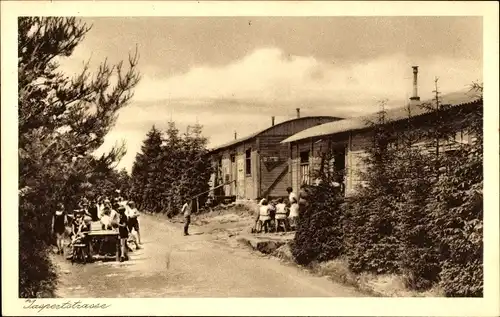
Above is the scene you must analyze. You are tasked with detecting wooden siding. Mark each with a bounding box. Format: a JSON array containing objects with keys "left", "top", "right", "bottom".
[
  {"left": 236, "top": 153, "right": 245, "bottom": 198},
  {"left": 286, "top": 106, "right": 480, "bottom": 197},
  {"left": 208, "top": 117, "right": 342, "bottom": 200},
  {"left": 258, "top": 136, "right": 290, "bottom": 198},
  {"left": 346, "top": 131, "right": 371, "bottom": 195},
  {"left": 221, "top": 156, "right": 231, "bottom": 196},
  {"left": 290, "top": 142, "right": 313, "bottom": 192},
  {"left": 291, "top": 158, "right": 299, "bottom": 195}
]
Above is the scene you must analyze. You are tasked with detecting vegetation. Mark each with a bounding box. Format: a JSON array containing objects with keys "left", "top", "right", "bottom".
[
  {"left": 292, "top": 177, "right": 345, "bottom": 265},
  {"left": 130, "top": 122, "right": 212, "bottom": 216},
  {"left": 291, "top": 83, "right": 483, "bottom": 296},
  {"left": 18, "top": 17, "right": 140, "bottom": 297}
]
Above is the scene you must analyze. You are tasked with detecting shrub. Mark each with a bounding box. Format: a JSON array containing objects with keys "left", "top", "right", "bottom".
[
  {"left": 344, "top": 195, "right": 401, "bottom": 274},
  {"left": 427, "top": 152, "right": 483, "bottom": 296},
  {"left": 292, "top": 182, "right": 345, "bottom": 265}
]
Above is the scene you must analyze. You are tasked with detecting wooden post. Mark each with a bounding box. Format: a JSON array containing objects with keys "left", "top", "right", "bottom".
[{"left": 196, "top": 197, "right": 199, "bottom": 214}]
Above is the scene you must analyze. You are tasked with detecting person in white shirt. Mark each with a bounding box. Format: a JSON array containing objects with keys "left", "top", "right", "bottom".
[
  {"left": 182, "top": 200, "right": 192, "bottom": 236},
  {"left": 100, "top": 206, "right": 112, "bottom": 230},
  {"left": 99, "top": 198, "right": 112, "bottom": 219},
  {"left": 252, "top": 198, "right": 266, "bottom": 233},
  {"left": 109, "top": 206, "right": 119, "bottom": 229},
  {"left": 287, "top": 187, "right": 299, "bottom": 229},
  {"left": 275, "top": 198, "right": 288, "bottom": 232},
  {"left": 258, "top": 199, "right": 272, "bottom": 233},
  {"left": 126, "top": 200, "right": 141, "bottom": 247}
]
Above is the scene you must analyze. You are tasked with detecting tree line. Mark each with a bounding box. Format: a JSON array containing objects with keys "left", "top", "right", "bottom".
[
  {"left": 292, "top": 82, "right": 483, "bottom": 297},
  {"left": 129, "top": 123, "right": 212, "bottom": 216}
]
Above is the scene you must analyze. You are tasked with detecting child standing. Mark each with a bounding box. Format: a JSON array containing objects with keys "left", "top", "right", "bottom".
[
  {"left": 126, "top": 200, "right": 141, "bottom": 248},
  {"left": 275, "top": 198, "right": 288, "bottom": 232},
  {"left": 117, "top": 206, "right": 129, "bottom": 262},
  {"left": 51, "top": 203, "right": 68, "bottom": 255},
  {"left": 287, "top": 187, "right": 299, "bottom": 229},
  {"left": 258, "top": 199, "right": 272, "bottom": 233}
]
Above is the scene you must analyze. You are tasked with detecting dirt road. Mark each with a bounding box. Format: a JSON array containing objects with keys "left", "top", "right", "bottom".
[{"left": 54, "top": 213, "right": 365, "bottom": 297}]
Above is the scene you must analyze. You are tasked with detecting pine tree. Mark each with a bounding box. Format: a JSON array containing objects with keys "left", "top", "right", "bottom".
[
  {"left": 131, "top": 126, "right": 163, "bottom": 211},
  {"left": 393, "top": 103, "right": 440, "bottom": 290},
  {"left": 130, "top": 121, "right": 212, "bottom": 216},
  {"left": 18, "top": 17, "right": 140, "bottom": 297},
  {"left": 160, "top": 121, "right": 182, "bottom": 216},
  {"left": 344, "top": 101, "right": 401, "bottom": 274},
  {"left": 424, "top": 83, "right": 483, "bottom": 296},
  {"left": 182, "top": 123, "right": 212, "bottom": 210}
]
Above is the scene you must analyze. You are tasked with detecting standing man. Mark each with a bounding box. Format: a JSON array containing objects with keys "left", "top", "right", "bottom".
[{"left": 182, "top": 200, "right": 192, "bottom": 236}]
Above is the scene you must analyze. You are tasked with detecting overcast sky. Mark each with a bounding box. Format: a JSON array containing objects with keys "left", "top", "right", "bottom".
[{"left": 58, "top": 17, "right": 483, "bottom": 171}]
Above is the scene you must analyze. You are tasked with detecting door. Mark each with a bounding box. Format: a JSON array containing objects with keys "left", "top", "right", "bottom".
[
  {"left": 237, "top": 155, "right": 245, "bottom": 198},
  {"left": 230, "top": 154, "right": 237, "bottom": 196}
]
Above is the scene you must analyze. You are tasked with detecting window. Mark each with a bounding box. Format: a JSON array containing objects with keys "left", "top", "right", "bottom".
[
  {"left": 300, "top": 150, "right": 310, "bottom": 185},
  {"left": 245, "top": 149, "right": 252, "bottom": 175},
  {"left": 300, "top": 151, "right": 310, "bottom": 164},
  {"left": 230, "top": 154, "right": 235, "bottom": 163}
]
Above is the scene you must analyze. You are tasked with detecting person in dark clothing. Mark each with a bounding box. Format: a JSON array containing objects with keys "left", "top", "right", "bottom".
[
  {"left": 182, "top": 200, "right": 192, "bottom": 236},
  {"left": 51, "top": 203, "right": 68, "bottom": 255},
  {"left": 298, "top": 184, "right": 310, "bottom": 215},
  {"left": 117, "top": 206, "right": 129, "bottom": 261},
  {"left": 88, "top": 199, "right": 99, "bottom": 222}
]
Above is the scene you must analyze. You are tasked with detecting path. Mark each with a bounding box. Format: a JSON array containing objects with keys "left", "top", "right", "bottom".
[{"left": 54, "top": 213, "right": 365, "bottom": 297}]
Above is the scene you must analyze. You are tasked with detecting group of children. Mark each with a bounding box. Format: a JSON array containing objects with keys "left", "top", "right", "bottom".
[
  {"left": 97, "top": 196, "right": 142, "bottom": 261},
  {"left": 254, "top": 187, "right": 301, "bottom": 233},
  {"left": 51, "top": 192, "right": 143, "bottom": 262}
]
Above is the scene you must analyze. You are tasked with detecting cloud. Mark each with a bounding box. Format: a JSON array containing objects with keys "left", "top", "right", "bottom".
[
  {"left": 134, "top": 47, "right": 482, "bottom": 105},
  {"left": 92, "top": 47, "right": 481, "bottom": 172}
]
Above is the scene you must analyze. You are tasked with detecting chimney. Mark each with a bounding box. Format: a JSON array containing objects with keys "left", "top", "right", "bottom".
[
  {"left": 296, "top": 108, "right": 300, "bottom": 118},
  {"left": 410, "top": 66, "right": 420, "bottom": 105},
  {"left": 234, "top": 131, "right": 237, "bottom": 140},
  {"left": 271, "top": 116, "right": 275, "bottom": 126}
]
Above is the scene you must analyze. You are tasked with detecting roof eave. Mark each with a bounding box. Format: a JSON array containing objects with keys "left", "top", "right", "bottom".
[{"left": 281, "top": 97, "right": 482, "bottom": 144}]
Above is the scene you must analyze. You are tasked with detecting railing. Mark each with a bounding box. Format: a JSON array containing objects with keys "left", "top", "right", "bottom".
[{"left": 190, "top": 180, "right": 236, "bottom": 212}]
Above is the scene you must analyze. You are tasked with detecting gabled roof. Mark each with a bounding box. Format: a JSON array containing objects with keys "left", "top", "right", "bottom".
[
  {"left": 281, "top": 89, "right": 482, "bottom": 144},
  {"left": 209, "top": 116, "right": 338, "bottom": 152}
]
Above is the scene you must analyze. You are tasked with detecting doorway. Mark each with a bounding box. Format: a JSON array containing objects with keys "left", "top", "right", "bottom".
[{"left": 230, "top": 154, "right": 237, "bottom": 196}]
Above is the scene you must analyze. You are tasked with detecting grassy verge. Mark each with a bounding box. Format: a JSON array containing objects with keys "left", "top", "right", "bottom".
[{"left": 271, "top": 243, "right": 444, "bottom": 297}]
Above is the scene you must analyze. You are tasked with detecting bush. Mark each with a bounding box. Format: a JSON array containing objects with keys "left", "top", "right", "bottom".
[
  {"left": 344, "top": 195, "right": 401, "bottom": 274},
  {"left": 427, "top": 152, "right": 483, "bottom": 296},
  {"left": 292, "top": 182, "right": 344, "bottom": 265}
]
